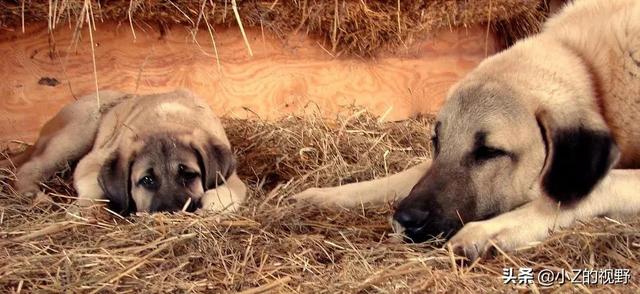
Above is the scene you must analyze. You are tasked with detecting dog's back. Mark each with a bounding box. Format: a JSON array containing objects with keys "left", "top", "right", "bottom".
[{"left": 545, "top": 0, "right": 640, "bottom": 167}]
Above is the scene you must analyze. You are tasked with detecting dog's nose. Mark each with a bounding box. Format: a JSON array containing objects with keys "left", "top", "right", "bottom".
[
  {"left": 393, "top": 206, "right": 463, "bottom": 243},
  {"left": 393, "top": 207, "right": 430, "bottom": 239}
]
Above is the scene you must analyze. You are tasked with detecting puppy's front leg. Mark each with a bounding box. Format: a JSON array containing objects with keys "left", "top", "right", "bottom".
[
  {"left": 294, "top": 160, "right": 431, "bottom": 208},
  {"left": 199, "top": 172, "right": 247, "bottom": 213},
  {"left": 449, "top": 169, "right": 640, "bottom": 261},
  {"left": 73, "top": 150, "right": 113, "bottom": 208}
]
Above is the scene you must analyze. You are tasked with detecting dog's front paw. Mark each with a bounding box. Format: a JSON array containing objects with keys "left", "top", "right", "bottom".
[
  {"left": 448, "top": 215, "right": 550, "bottom": 261},
  {"left": 292, "top": 187, "right": 331, "bottom": 204},
  {"left": 292, "top": 187, "right": 350, "bottom": 207},
  {"left": 448, "top": 221, "right": 498, "bottom": 261}
]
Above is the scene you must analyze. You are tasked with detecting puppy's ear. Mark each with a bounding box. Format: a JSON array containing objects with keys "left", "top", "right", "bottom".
[
  {"left": 98, "top": 151, "right": 136, "bottom": 215},
  {"left": 192, "top": 138, "right": 236, "bottom": 190},
  {"left": 536, "top": 110, "right": 619, "bottom": 205}
]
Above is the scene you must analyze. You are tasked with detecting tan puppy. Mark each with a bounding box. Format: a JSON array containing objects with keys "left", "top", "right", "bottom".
[
  {"left": 295, "top": 0, "right": 640, "bottom": 260},
  {"left": 4, "top": 89, "right": 246, "bottom": 215}
]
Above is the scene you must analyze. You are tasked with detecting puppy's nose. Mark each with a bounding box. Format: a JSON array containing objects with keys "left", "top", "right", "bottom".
[
  {"left": 185, "top": 197, "right": 201, "bottom": 213},
  {"left": 393, "top": 208, "right": 430, "bottom": 237}
]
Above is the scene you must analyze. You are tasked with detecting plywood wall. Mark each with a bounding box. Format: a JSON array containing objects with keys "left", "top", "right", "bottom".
[{"left": 0, "top": 22, "right": 500, "bottom": 144}]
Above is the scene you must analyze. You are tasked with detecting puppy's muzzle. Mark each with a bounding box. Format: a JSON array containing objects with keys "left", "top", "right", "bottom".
[
  {"left": 153, "top": 196, "right": 202, "bottom": 213},
  {"left": 183, "top": 197, "right": 201, "bottom": 213}
]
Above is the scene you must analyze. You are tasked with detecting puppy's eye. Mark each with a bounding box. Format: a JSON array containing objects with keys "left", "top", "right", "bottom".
[
  {"left": 181, "top": 171, "right": 199, "bottom": 181},
  {"left": 138, "top": 175, "right": 157, "bottom": 189},
  {"left": 178, "top": 164, "right": 199, "bottom": 183},
  {"left": 474, "top": 146, "right": 507, "bottom": 161}
]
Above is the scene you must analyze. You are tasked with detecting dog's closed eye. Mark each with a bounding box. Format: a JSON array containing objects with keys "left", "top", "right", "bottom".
[
  {"left": 431, "top": 122, "right": 441, "bottom": 155},
  {"left": 474, "top": 146, "right": 507, "bottom": 162},
  {"left": 431, "top": 135, "right": 440, "bottom": 155}
]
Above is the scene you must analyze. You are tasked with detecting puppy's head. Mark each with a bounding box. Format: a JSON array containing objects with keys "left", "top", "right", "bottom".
[
  {"left": 98, "top": 132, "right": 235, "bottom": 215},
  {"left": 393, "top": 79, "right": 619, "bottom": 242}
]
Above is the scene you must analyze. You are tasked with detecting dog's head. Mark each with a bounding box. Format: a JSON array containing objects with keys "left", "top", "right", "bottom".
[
  {"left": 393, "top": 79, "right": 619, "bottom": 242},
  {"left": 98, "top": 131, "right": 236, "bottom": 215}
]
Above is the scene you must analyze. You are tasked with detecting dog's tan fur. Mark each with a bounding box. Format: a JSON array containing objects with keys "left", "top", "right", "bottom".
[
  {"left": 5, "top": 89, "right": 246, "bottom": 214},
  {"left": 295, "top": 0, "right": 640, "bottom": 259}
]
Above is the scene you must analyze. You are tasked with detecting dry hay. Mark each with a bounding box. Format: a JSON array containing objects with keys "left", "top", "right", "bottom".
[
  {"left": 1, "top": 109, "right": 639, "bottom": 293},
  {"left": 0, "top": 0, "right": 551, "bottom": 56}
]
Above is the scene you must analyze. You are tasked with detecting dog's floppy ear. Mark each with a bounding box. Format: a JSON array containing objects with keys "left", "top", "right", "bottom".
[
  {"left": 535, "top": 110, "right": 619, "bottom": 204},
  {"left": 192, "top": 137, "right": 236, "bottom": 190},
  {"left": 98, "top": 150, "right": 137, "bottom": 215}
]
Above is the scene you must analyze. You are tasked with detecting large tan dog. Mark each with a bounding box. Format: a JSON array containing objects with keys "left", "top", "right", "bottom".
[
  {"left": 295, "top": 0, "right": 640, "bottom": 260},
  {"left": 4, "top": 89, "right": 246, "bottom": 215}
]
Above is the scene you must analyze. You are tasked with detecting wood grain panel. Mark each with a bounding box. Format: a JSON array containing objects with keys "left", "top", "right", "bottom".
[{"left": 0, "top": 22, "right": 500, "bottom": 144}]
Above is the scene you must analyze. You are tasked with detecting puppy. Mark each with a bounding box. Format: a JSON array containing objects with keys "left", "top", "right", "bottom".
[{"left": 3, "top": 89, "right": 246, "bottom": 215}]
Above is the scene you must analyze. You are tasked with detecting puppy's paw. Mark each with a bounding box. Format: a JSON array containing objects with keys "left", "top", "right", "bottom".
[
  {"left": 26, "top": 191, "right": 54, "bottom": 208},
  {"left": 199, "top": 186, "right": 241, "bottom": 213},
  {"left": 65, "top": 204, "right": 109, "bottom": 223},
  {"left": 197, "top": 203, "right": 240, "bottom": 214}
]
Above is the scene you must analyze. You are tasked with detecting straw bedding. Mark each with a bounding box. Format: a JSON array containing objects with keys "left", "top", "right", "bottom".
[
  {"left": 1, "top": 110, "right": 638, "bottom": 292},
  {"left": 0, "top": 0, "right": 549, "bottom": 56}
]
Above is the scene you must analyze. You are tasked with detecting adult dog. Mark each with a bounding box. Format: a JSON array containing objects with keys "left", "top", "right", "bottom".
[
  {"left": 295, "top": 0, "right": 640, "bottom": 260},
  {"left": 3, "top": 89, "right": 246, "bottom": 215}
]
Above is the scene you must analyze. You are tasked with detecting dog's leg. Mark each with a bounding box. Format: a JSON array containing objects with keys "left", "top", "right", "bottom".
[
  {"left": 449, "top": 169, "right": 640, "bottom": 261},
  {"left": 293, "top": 160, "right": 431, "bottom": 208},
  {"left": 199, "top": 172, "right": 247, "bottom": 213}
]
